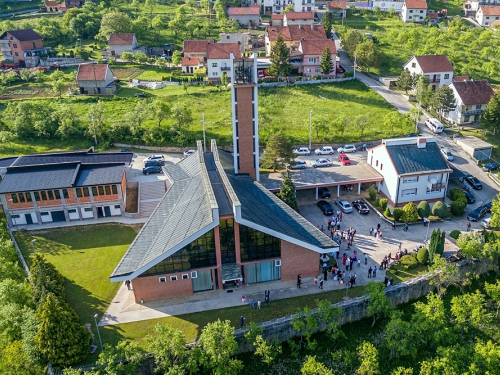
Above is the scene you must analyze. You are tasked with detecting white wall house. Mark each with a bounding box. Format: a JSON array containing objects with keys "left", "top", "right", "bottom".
[
  {"left": 401, "top": 0, "right": 427, "bottom": 23},
  {"left": 283, "top": 11, "right": 315, "bottom": 25},
  {"left": 206, "top": 43, "right": 242, "bottom": 81},
  {"left": 108, "top": 33, "right": 139, "bottom": 57},
  {"left": 403, "top": 55, "right": 454, "bottom": 89},
  {"left": 367, "top": 138, "right": 452, "bottom": 207},
  {"left": 445, "top": 80, "right": 494, "bottom": 125},
  {"left": 476, "top": 5, "right": 500, "bottom": 26}
]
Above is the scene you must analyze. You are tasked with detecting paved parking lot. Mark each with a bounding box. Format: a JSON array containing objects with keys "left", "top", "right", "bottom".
[{"left": 126, "top": 153, "right": 184, "bottom": 184}]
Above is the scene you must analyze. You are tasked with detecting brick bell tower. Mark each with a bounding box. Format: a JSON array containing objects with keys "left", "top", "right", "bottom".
[{"left": 230, "top": 53, "right": 260, "bottom": 182}]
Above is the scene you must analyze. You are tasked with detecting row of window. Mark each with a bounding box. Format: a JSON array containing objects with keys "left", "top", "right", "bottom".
[
  {"left": 11, "top": 185, "right": 118, "bottom": 203},
  {"left": 408, "top": 10, "right": 424, "bottom": 13},
  {"left": 158, "top": 272, "right": 197, "bottom": 282},
  {"left": 76, "top": 185, "right": 118, "bottom": 198}
]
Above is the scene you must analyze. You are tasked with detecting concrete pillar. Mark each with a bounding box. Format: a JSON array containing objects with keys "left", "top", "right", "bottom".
[
  {"left": 337, "top": 185, "right": 340, "bottom": 198},
  {"left": 0, "top": 195, "right": 13, "bottom": 227},
  {"left": 315, "top": 187, "right": 319, "bottom": 200},
  {"left": 358, "top": 183, "right": 361, "bottom": 195},
  {"left": 59, "top": 189, "right": 70, "bottom": 222},
  {"left": 30, "top": 193, "right": 43, "bottom": 226},
  {"left": 73, "top": 188, "right": 83, "bottom": 221},
  {"left": 116, "top": 184, "right": 125, "bottom": 215}
]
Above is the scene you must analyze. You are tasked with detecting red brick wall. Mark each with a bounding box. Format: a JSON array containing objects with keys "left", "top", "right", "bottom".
[
  {"left": 65, "top": 189, "right": 77, "bottom": 205},
  {"left": 132, "top": 273, "right": 194, "bottom": 303},
  {"left": 235, "top": 86, "right": 256, "bottom": 180},
  {"left": 9, "top": 37, "right": 43, "bottom": 59},
  {"left": 121, "top": 172, "right": 126, "bottom": 197},
  {"left": 5, "top": 193, "right": 34, "bottom": 210},
  {"left": 280, "top": 240, "right": 319, "bottom": 281}
]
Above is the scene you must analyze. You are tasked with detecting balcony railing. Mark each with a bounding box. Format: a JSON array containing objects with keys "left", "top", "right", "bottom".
[
  {"left": 462, "top": 109, "right": 483, "bottom": 115},
  {"left": 220, "top": 66, "right": 230, "bottom": 71},
  {"left": 427, "top": 182, "right": 445, "bottom": 192}
]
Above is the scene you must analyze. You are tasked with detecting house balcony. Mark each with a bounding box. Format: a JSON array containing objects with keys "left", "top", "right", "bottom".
[
  {"left": 220, "top": 66, "right": 230, "bottom": 71},
  {"left": 462, "top": 109, "right": 483, "bottom": 115},
  {"left": 427, "top": 181, "right": 445, "bottom": 192}
]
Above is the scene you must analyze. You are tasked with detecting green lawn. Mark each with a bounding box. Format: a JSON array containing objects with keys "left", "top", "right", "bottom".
[{"left": 385, "top": 262, "right": 428, "bottom": 284}]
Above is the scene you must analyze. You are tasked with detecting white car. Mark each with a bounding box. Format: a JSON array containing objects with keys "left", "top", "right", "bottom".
[
  {"left": 337, "top": 144, "right": 357, "bottom": 153},
  {"left": 144, "top": 155, "right": 165, "bottom": 163},
  {"left": 315, "top": 146, "right": 334, "bottom": 155},
  {"left": 293, "top": 147, "right": 311, "bottom": 156},
  {"left": 441, "top": 147, "right": 454, "bottom": 161},
  {"left": 311, "top": 158, "right": 332, "bottom": 168},
  {"left": 425, "top": 118, "right": 444, "bottom": 133},
  {"left": 183, "top": 149, "right": 196, "bottom": 157}
]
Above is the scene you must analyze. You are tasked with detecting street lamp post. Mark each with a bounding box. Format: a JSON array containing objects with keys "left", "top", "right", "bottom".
[
  {"left": 31, "top": 239, "right": 36, "bottom": 253},
  {"left": 309, "top": 110, "right": 312, "bottom": 151},
  {"left": 425, "top": 219, "right": 431, "bottom": 244},
  {"left": 90, "top": 113, "right": 97, "bottom": 145},
  {"left": 93, "top": 314, "right": 103, "bottom": 351}
]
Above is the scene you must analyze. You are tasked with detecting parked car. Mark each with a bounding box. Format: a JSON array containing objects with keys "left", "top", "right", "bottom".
[
  {"left": 352, "top": 199, "right": 370, "bottom": 214},
  {"left": 338, "top": 154, "right": 351, "bottom": 165},
  {"left": 286, "top": 160, "right": 307, "bottom": 169},
  {"left": 337, "top": 144, "right": 357, "bottom": 153},
  {"left": 183, "top": 149, "right": 196, "bottom": 157},
  {"left": 484, "top": 201, "right": 492, "bottom": 212},
  {"left": 335, "top": 199, "right": 353, "bottom": 213},
  {"left": 425, "top": 118, "right": 444, "bottom": 133},
  {"left": 144, "top": 155, "right": 165, "bottom": 163},
  {"left": 406, "top": 133, "right": 420, "bottom": 137},
  {"left": 293, "top": 147, "right": 311, "bottom": 156},
  {"left": 143, "top": 166, "right": 163, "bottom": 175},
  {"left": 483, "top": 162, "right": 500, "bottom": 172},
  {"left": 357, "top": 143, "right": 374, "bottom": 151},
  {"left": 134, "top": 92, "right": 145, "bottom": 97},
  {"left": 317, "top": 200, "right": 334, "bottom": 215},
  {"left": 463, "top": 190, "right": 475, "bottom": 204},
  {"left": 481, "top": 217, "right": 493, "bottom": 229},
  {"left": 467, "top": 206, "right": 488, "bottom": 221},
  {"left": 461, "top": 175, "right": 483, "bottom": 190},
  {"left": 144, "top": 160, "right": 165, "bottom": 167},
  {"left": 318, "top": 187, "right": 331, "bottom": 198},
  {"left": 440, "top": 147, "right": 454, "bottom": 161},
  {"left": 160, "top": 54, "right": 168, "bottom": 59},
  {"left": 120, "top": 148, "right": 130, "bottom": 152},
  {"left": 311, "top": 158, "right": 332, "bottom": 168},
  {"left": 315, "top": 146, "right": 334, "bottom": 155}
]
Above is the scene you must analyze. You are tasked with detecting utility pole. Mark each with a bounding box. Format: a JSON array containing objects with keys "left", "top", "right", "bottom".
[
  {"left": 353, "top": 53, "right": 357, "bottom": 79},
  {"left": 309, "top": 110, "right": 312, "bottom": 151},
  {"left": 90, "top": 113, "right": 97, "bottom": 145},
  {"left": 201, "top": 112, "right": 206, "bottom": 153}
]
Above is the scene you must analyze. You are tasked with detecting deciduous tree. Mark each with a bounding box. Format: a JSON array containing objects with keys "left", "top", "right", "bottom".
[
  {"left": 396, "top": 69, "right": 415, "bottom": 94},
  {"left": 355, "top": 40, "right": 384, "bottom": 72},
  {"left": 171, "top": 103, "right": 193, "bottom": 132},
  {"left": 172, "top": 50, "right": 182, "bottom": 67},
  {"left": 485, "top": 280, "right": 500, "bottom": 317},
  {"left": 151, "top": 100, "right": 171, "bottom": 127},
  {"left": 261, "top": 131, "right": 294, "bottom": 171},
  {"left": 98, "top": 12, "right": 132, "bottom": 40},
  {"left": 366, "top": 282, "right": 392, "bottom": 327},
  {"left": 481, "top": 91, "right": 500, "bottom": 135},
  {"left": 451, "top": 290, "right": 491, "bottom": 331},
  {"left": 301, "top": 356, "right": 334, "bottom": 375},
  {"left": 432, "top": 85, "right": 456, "bottom": 120},
  {"left": 357, "top": 341, "right": 379, "bottom": 375}
]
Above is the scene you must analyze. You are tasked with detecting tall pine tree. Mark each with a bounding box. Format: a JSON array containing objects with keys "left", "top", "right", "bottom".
[
  {"left": 277, "top": 171, "right": 299, "bottom": 212},
  {"left": 320, "top": 45, "right": 333, "bottom": 75},
  {"left": 267, "top": 34, "right": 293, "bottom": 79},
  {"left": 481, "top": 92, "right": 500, "bottom": 135},
  {"left": 321, "top": 12, "right": 333, "bottom": 39}
]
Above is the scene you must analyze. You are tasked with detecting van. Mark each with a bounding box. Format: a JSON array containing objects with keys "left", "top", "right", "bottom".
[
  {"left": 425, "top": 118, "right": 444, "bottom": 133},
  {"left": 481, "top": 217, "right": 492, "bottom": 229}
]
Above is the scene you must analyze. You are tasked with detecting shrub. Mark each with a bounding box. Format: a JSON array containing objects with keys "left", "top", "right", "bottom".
[
  {"left": 402, "top": 202, "right": 418, "bottom": 222},
  {"left": 400, "top": 254, "right": 418, "bottom": 269},
  {"left": 379, "top": 198, "right": 388, "bottom": 211},
  {"left": 375, "top": 197, "right": 380, "bottom": 207},
  {"left": 417, "top": 200, "right": 430, "bottom": 219},
  {"left": 393, "top": 207, "right": 403, "bottom": 221},
  {"left": 369, "top": 188, "right": 377, "bottom": 201},
  {"left": 431, "top": 201, "right": 448, "bottom": 218},
  {"left": 417, "top": 248, "right": 429, "bottom": 265},
  {"left": 385, "top": 207, "right": 392, "bottom": 217},
  {"left": 450, "top": 200, "right": 466, "bottom": 216},
  {"left": 450, "top": 230, "right": 461, "bottom": 240},
  {"left": 449, "top": 188, "right": 465, "bottom": 201}
]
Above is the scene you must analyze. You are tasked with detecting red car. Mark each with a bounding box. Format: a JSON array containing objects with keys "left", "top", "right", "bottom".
[{"left": 338, "top": 154, "right": 351, "bottom": 165}]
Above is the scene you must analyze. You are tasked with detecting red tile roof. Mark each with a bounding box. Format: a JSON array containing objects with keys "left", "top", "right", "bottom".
[
  {"left": 109, "top": 33, "right": 136, "bottom": 45},
  {"left": 492, "top": 20, "right": 500, "bottom": 27},
  {"left": 183, "top": 39, "right": 212, "bottom": 54},
  {"left": 480, "top": 5, "right": 500, "bottom": 15},
  {"left": 454, "top": 75, "right": 469, "bottom": 82},
  {"left": 285, "top": 11, "right": 314, "bottom": 20},
  {"left": 206, "top": 43, "right": 242, "bottom": 59},
  {"left": 327, "top": 1, "right": 347, "bottom": 10},
  {"left": 182, "top": 57, "right": 201, "bottom": 66},
  {"left": 266, "top": 25, "right": 327, "bottom": 42},
  {"left": 77, "top": 64, "right": 111, "bottom": 81},
  {"left": 428, "top": 13, "right": 438, "bottom": 19},
  {"left": 0, "top": 29, "right": 43, "bottom": 42},
  {"left": 300, "top": 39, "right": 337, "bottom": 55},
  {"left": 412, "top": 55, "right": 454, "bottom": 73},
  {"left": 404, "top": 0, "right": 428, "bottom": 9},
  {"left": 228, "top": 6, "right": 260, "bottom": 16},
  {"left": 452, "top": 80, "right": 494, "bottom": 106},
  {"left": 271, "top": 14, "right": 283, "bottom": 20},
  {"left": 45, "top": 1, "right": 58, "bottom": 6}
]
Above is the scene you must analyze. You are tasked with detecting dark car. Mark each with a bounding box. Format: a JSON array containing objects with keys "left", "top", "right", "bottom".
[
  {"left": 484, "top": 201, "right": 493, "bottom": 212},
  {"left": 352, "top": 199, "right": 370, "bottom": 214},
  {"left": 462, "top": 175, "right": 483, "bottom": 190},
  {"left": 318, "top": 187, "right": 331, "bottom": 198},
  {"left": 120, "top": 148, "right": 130, "bottom": 152},
  {"left": 463, "top": 190, "right": 475, "bottom": 204},
  {"left": 317, "top": 200, "right": 334, "bottom": 215},
  {"left": 483, "top": 162, "right": 500, "bottom": 172},
  {"left": 357, "top": 143, "right": 375, "bottom": 151},
  {"left": 467, "top": 206, "right": 488, "bottom": 221},
  {"left": 142, "top": 166, "right": 163, "bottom": 175},
  {"left": 406, "top": 133, "right": 420, "bottom": 138},
  {"left": 144, "top": 160, "right": 165, "bottom": 167}
]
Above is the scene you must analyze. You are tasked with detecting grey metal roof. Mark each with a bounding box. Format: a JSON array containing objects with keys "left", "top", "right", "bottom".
[
  {"left": 386, "top": 142, "right": 451, "bottom": 176},
  {"left": 12, "top": 150, "right": 133, "bottom": 167},
  {"left": 110, "top": 149, "right": 217, "bottom": 279},
  {"left": 75, "top": 164, "right": 125, "bottom": 187},
  {"left": 0, "top": 157, "right": 18, "bottom": 168},
  {"left": 0, "top": 163, "right": 79, "bottom": 193},
  {"left": 205, "top": 153, "right": 233, "bottom": 216}
]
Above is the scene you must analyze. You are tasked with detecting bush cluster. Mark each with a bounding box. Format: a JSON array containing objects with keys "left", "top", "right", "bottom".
[
  {"left": 400, "top": 254, "right": 418, "bottom": 269},
  {"left": 448, "top": 188, "right": 467, "bottom": 216},
  {"left": 393, "top": 207, "right": 403, "bottom": 221},
  {"left": 369, "top": 188, "right": 377, "bottom": 201},
  {"left": 431, "top": 201, "right": 448, "bottom": 218},
  {"left": 379, "top": 198, "right": 388, "bottom": 211},
  {"left": 450, "top": 230, "right": 461, "bottom": 240},
  {"left": 417, "top": 248, "right": 429, "bottom": 265},
  {"left": 402, "top": 202, "right": 419, "bottom": 222},
  {"left": 417, "top": 201, "right": 430, "bottom": 219}
]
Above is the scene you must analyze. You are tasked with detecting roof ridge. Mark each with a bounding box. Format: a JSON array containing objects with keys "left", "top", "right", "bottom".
[{"left": 198, "top": 140, "right": 218, "bottom": 211}]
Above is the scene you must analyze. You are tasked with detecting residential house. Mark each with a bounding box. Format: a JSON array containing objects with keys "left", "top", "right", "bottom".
[
  {"left": 220, "top": 32, "right": 252, "bottom": 51},
  {"left": 108, "top": 33, "right": 140, "bottom": 57},
  {"left": 271, "top": 14, "right": 283, "bottom": 26},
  {"left": 76, "top": 64, "right": 116, "bottom": 95},
  {"left": 182, "top": 39, "right": 212, "bottom": 59},
  {"left": 427, "top": 12, "right": 439, "bottom": 25},
  {"left": 403, "top": 55, "right": 454, "bottom": 89},
  {"left": 445, "top": 80, "right": 494, "bottom": 125},
  {"left": 265, "top": 24, "right": 326, "bottom": 55},
  {"left": 228, "top": 6, "right": 260, "bottom": 27},
  {"left": 367, "top": 138, "right": 452, "bottom": 207},
  {"left": 182, "top": 57, "right": 203, "bottom": 74},
  {"left": 63, "top": 0, "right": 87, "bottom": 9},
  {"left": 298, "top": 39, "right": 337, "bottom": 76},
  {"left": 327, "top": 1, "right": 347, "bottom": 17},
  {"left": 0, "top": 149, "right": 133, "bottom": 228},
  {"left": 283, "top": 12, "right": 315, "bottom": 26},
  {"left": 44, "top": 0, "right": 59, "bottom": 12},
  {"left": 272, "top": 0, "right": 315, "bottom": 14},
  {"left": 401, "top": 0, "right": 427, "bottom": 23},
  {"left": 206, "top": 42, "right": 242, "bottom": 82},
  {"left": 476, "top": 5, "right": 500, "bottom": 26},
  {"left": 0, "top": 29, "right": 51, "bottom": 68}
]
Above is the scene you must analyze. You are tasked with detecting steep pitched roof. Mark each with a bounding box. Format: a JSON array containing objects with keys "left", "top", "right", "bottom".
[
  {"left": 109, "top": 33, "right": 136, "bottom": 45},
  {"left": 404, "top": 0, "right": 428, "bottom": 8},
  {"left": 76, "top": 64, "right": 111, "bottom": 81},
  {"left": 300, "top": 39, "right": 337, "bottom": 55},
  {"left": 410, "top": 55, "right": 454, "bottom": 73},
  {"left": 183, "top": 39, "right": 212, "bottom": 54},
  {"left": 327, "top": 1, "right": 347, "bottom": 9},
  {"left": 386, "top": 141, "right": 451, "bottom": 176},
  {"left": 0, "top": 29, "right": 43, "bottom": 41},
  {"left": 451, "top": 80, "right": 494, "bottom": 106},
  {"left": 228, "top": 6, "right": 260, "bottom": 16},
  {"left": 480, "top": 5, "right": 500, "bottom": 15},
  {"left": 266, "top": 24, "right": 326, "bottom": 42},
  {"left": 271, "top": 14, "right": 283, "bottom": 20},
  {"left": 182, "top": 57, "right": 201, "bottom": 66},
  {"left": 285, "top": 11, "right": 314, "bottom": 20},
  {"left": 454, "top": 75, "right": 469, "bottom": 82},
  {"left": 206, "top": 42, "right": 242, "bottom": 59}
]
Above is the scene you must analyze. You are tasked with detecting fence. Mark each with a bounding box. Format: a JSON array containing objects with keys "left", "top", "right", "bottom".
[{"left": 5, "top": 224, "right": 30, "bottom": 278}]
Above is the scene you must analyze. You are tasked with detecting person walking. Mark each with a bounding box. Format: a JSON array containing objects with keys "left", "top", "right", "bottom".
[
  {"left": 368, "top": 266, "right": 372, "bottom": 278},
  {"left": 357, "top": 258, "right": 361, "bottom": 268},
  {"left": 372, "top": 266, "right": 377, "bottom": 278},
  {"left": 352, "top": 273, "right": 357, "bottom": 286},
  {"left": 265, "top": 290, "right": 270, "bottom": 305},
  {"left": 323, "top": 268, "right": 328, "bottom": 282},
  {"left": 345, "top": 258, "right": 350, "bottom": 272},
  {"left": 240, "top": 316, "right": 245, "bottom": 328},
  {"left": 398, "top": 242, "right": 402, "bottom": 251},
  {"left": 369, "top": 226, "right": 374, "bottom": 236},
  {"left": 319, "top": 278, "right": 324, "bottom": 289},
  {"left": 403, "top": 222, "right": 409, "bottom": 232},
  {"left": 466, "top": 222, "right": 471, "bottom": 232},
  {"left": 242, "top": 295, "right": 246, "bottom": 303},
  {"left": 377, "top": 223, "right": 381, "bottom": 231},
  {"left": 392, "top": 220, "right": 396, "bottom": 230},
  {"left": 250, "top": 299, "right": 255, "bottom": 309},
  {"left": 125, "top": 280, "right": 131, "bottom": 290},
  {"left": 349, "top": 258, "right": 353, "bottom": 271},
  {"left": 297, "top": 274, "right": 302, "bottom": 288},
  {"left": 364, "top": 253, "right": 368, "bottom": 265},
  {"left": 384, "top": 276, "right": 389, "bottom": 286},
  {"left": 257, "top": 300, "right": 261, "bottom": 309}
]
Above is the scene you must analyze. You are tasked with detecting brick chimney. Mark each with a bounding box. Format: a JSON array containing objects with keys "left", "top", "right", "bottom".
[{"left": 417, "top": 137, "right": 427, "bottom": 149}]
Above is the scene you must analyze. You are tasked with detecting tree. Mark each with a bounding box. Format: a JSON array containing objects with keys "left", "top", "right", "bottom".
[
  {"left": 145, "top": 0, "right": 156, "bottom": 21},
  {"left": 88, "top": 100, "right": 106, "bottom": 144},
  {"left": 51, "top": 80, "right": 66, "bottom": 98},
  {"left": 221, "top": 72, "right": 229, "bottom": 88},
  {"left": 253, "top": 335, "right": 282, "bottom": 365},
  {"left": 414, "top": 75, "right": 433, "bottom": 108},
  {"left": 473, "top": 340, "right": 500, "bottom": 375},
  {"left": 151, "top": 100, "right": 171, "bottom": 127},
  {"left": 417, "top": 201, "right": 430, "bottom": 219},
  {"left": 396, "top": 69, "right": 415, "bottom": 94},
  {"left": 429, "top": 228, "right": 445, "bottom": 264},
  {"left": 357, "top": 341, "right": 379, "bottom": 375},
  {"left": 321, "top": 12, "right": 333, "bottom": 39},
  {"left": 481, "top": 92, "right": 500, "bottom": 135},
  {"left": 485, "top": 280, "right": 500, "bottom": 317},
  {"left": 432, "top": 85, "right": 456, "bottom": 120},
  {"left": 98, "top": 12, "right": 132, "bottom": 40},
  {"left": 172, "top": 50, "right": 182, "bottom": 67},
  {"left": 281, "top": 4, "right": 295, "bottom": 13},
  {"left": 341, "top": 29, "right": 363, "bottom": 57},
  {"left": 392, "top": 368, "right": 413, "bottom": 375},
  {"left": 366, "top": 282, "right": 392, "bottom": 327},
  {"left": 276, "top": 171, "right": 299, "bottom": 211},
  {"left": 121, "top": 51, "right": 134, "bottom": 62},
  {"left": 402, "top": 202, "right": 418, "bottom": 222},
  {"left": 171, "top": 103, "right": 193, "bottom": 132},
  {"left": 301, "top": 356, "right": 334, "bottom": 375},
  {"left": 267, "top": 34, "right": 293, "bottom": 79},
  {"left": 355, "top": 40, "right": 384, "bottom": 72},
  {"left": 196, "top": 319, "right": 242, "bottom": 375},
  {"left": 260, "top": 131, "right": 294, "bottom": 171},
  {"left": 124, "top": 101, "right": 149, "bottom": 134},
  {"left": 96, "top": 342, "right": 145, "bottom": 375},
  {"left": 456, "top": 231, "right": 485, "bottom": 259},
  {"left": 315, "top": 299, "right": 344, "bottom": 342},
  {"left": 152, "top": 15, "right": 168, "bottom": 40},
  {"left": 428, "top": 255, "right": 460, "bottom": 297},
  {"left": 35, "top": 293, "right": 90, "bottom": 367},
  {"left": 74, "top": 46, "right": 90, "bottom": 60},
  {"left": 20, "top": 69, "right": 33, "bottom": 82},
  {"left": 431, "top": 201, "right": 448, "bottom": 218},
  {"left": 384, "top": 312, "right": 416, "bottom": 360},
  {"left": 29, "top": 254, "right": 65, "bottom": 306},
  {"left": 412, "top": 292, "right": 448, "bottom": 348},
  {"left": 320, "top": 45, "right": 333, "bottom": 75},
  {"left": 355, "top": 115, "right": 369, "bottom": 136},
  {"left": 451, "top": 290, "right": 491, "bottom": 331},
  {"left": 1, "top": 71, "right": 17, "bottom": 86}
]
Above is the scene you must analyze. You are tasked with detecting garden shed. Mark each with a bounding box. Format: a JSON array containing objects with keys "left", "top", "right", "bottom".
[{"left": 456, "top": 136, "right": 493, "bottom": 162}]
